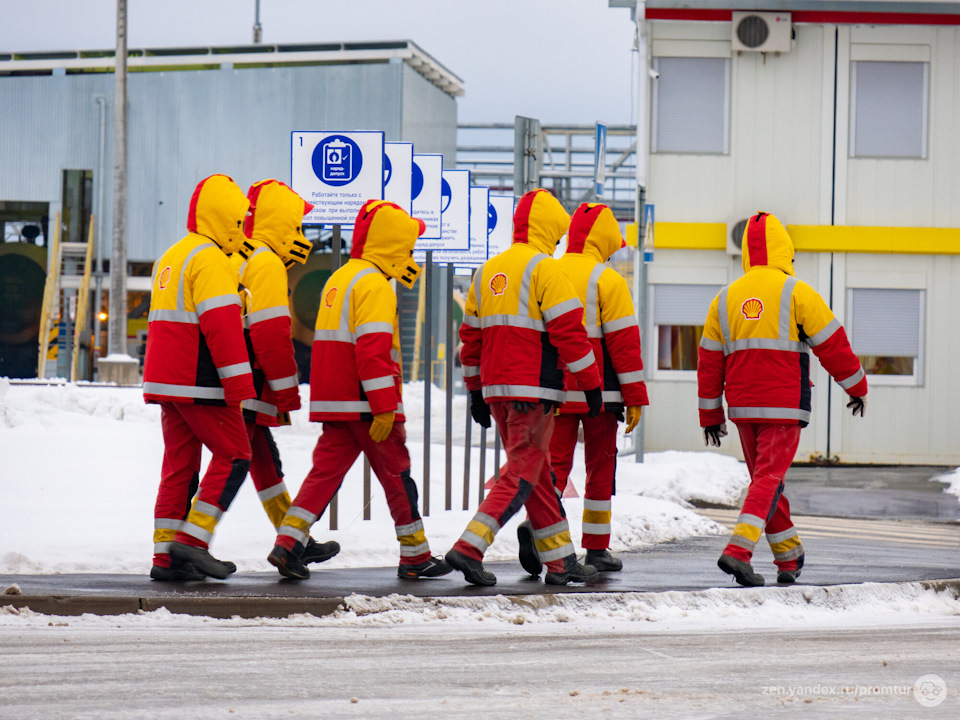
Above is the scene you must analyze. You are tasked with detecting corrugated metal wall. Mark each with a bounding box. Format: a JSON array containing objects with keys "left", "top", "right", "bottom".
[{"left": 0, "top": 59, "right": 457, "bottom": 260}]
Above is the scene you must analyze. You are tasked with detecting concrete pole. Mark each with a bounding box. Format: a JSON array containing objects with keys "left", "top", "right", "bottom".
[{"left": 108, "top": 0, "right": 128, "bottom": 358}]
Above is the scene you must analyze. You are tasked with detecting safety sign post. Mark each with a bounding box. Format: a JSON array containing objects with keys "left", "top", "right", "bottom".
[
  {"left": 383, "top": 142, "right": 414, "bottom": 214},
  {"left": 486, "top": 194, "right": 516, "bottom": 256},
  {"left": 412, "top": 154, "right": 443, "bottom": 241},
  {"left": 594, "top": 122, "right": 607, "bottom": 199}
]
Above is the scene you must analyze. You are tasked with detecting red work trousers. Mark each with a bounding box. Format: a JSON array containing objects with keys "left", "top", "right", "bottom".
[
  {"left": 723, "top": 422, "right": 804, "bottom": 572},
  {"left": 153, "top": 402, "right": 251, "bottom": 566},
  {"left": 453, "top": 401, "right": 574, "bottom": 569},
  {"left": 245, "top": 421, "right": 293, "bottom": 530},
  {"left": 276, "top": 421, "right": 431, "bottom": 566},
  {"left": 550, "top": 411, "right": 619, "bottom": 550}
]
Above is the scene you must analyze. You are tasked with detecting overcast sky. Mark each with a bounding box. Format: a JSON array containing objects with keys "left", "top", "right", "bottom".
[{"left": 1, "top": 0, "right": 638, "bottom": 125}]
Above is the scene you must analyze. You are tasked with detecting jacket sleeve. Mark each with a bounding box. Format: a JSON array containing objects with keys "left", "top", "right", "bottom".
[
  {"left": 598, "top": 269, "right": 648, "bottom": 406},
  {"left": 244, "top": 253, "right": 300, "bottom": 413},
  {"left": 794, "top": 281, "right": 868, "bottom": 398},
  {"left": 697, "top": 293, "right": 727, "bottom": 426},
  {"left": 538, "top": 261, "right": 601, "bottom": 392},
  {"left": 352, "top": 274, "right": 401, "bottom": 416},
  {"left": 190, "top": 248, "right": 255, "bottom": 407},
  {"left": 458, "top": 267, "right": 482, "bottom": 392}
]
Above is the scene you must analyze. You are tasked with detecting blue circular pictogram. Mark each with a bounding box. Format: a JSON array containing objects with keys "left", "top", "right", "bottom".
[
  {"left": 411, "top": 161, "right": 424, "bottom": 200},
  {"left": 440, "top": 177, "right": 452, "bottom": 213},
  {"left": 312, "top": 135, "right": 363, "bottom": 187},
  {"left": 383, "top": 153, "right": 392, "bottom": 187},
  {"left": 487, "top": 202, "right": 497, "bottom": 237}
]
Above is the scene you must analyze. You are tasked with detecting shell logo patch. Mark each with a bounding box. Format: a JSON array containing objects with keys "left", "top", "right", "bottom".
[
  {"left": 324, "top": 287, "right": 338, "bottom": 308},
  {"left": 158, "top": 266, "right": 172, "bottom": 290},
  {"left": 490, "top": 273, "right": 508, "bottom": 296},
  {"left": 741, "top": 297, "right": 764, "bottom": 320}
]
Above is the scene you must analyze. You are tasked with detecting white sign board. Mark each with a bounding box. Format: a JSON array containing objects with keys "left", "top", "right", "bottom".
[
  {"left": 594, "top": 122, "right": 607, "bottom": 199},
  {"left": 486, "top": 194, "right": 516, "bottom": 256},
  {"left": 290, "top": 131, "right": 384, "bottom": 225},
  {"left": 411, "top": 154, "right": 442, "bottom": 241},
  {"left": 427, "top": 185, "right": 488, "bottom": 267},
  {"left": 383, "top": 142, "right": 413, "bottom": 214}
]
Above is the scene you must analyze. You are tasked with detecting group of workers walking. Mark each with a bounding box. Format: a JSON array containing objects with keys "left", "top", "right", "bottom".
[{"left": 143, "top": 175, "right": 866, "bottom": 589}]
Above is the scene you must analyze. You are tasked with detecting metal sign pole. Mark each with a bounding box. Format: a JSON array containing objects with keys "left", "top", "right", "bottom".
[
  {"left": 422, "top": 251, "right": 433, "bottom": 516},
  {"left": 444, "top": 263, "right": 454, "bottom": 511}
]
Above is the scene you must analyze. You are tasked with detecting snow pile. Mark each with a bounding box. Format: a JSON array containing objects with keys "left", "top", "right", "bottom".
[
  {"left": 0, "top": 382, "right": 741, "bottom": 574},
  {"left": 2, "top": 581, "right": 958, "bottom": 631},
  {"left": 933, "top": 467, "right": 960, "bottom": 498}
]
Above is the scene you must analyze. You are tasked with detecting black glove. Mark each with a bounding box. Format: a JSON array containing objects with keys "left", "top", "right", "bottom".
[
  {"left": 703, "top": 423, "right": 728, "bottom": 448},
  {"left": 847, "top": 396, "right": 866, "bottom": 417},
  {"left": 469, "top": 389, "right": 491, "bottom": 428},
  {"left": 584, "top": 386, "right": 603, "bottom": 418}
]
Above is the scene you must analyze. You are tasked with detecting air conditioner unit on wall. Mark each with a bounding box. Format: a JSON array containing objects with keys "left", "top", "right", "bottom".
[
  {"left": 726, "top": 216, "right": 750, "bottom": 255},
  {"left": 732, "top": 11, "right": 792, "bottom": 53}
]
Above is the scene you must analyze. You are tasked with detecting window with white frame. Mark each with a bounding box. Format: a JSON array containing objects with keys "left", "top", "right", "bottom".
[
  {"left": 652, "top": 57, "right": 729, "bottom": 154},
  {"left": 847, "top": 288, "right": 924, "bottom": 383},
  {"left": 654, "top": 283, "right": 722, "bottom": 372},
  {"left": 851, "top": 61, "right": 929, "bottom": 159}
]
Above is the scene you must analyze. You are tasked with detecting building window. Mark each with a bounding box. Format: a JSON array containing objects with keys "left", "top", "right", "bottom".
[
  {"left": 851, "top": 61, "right": 928, "bottom": 159},
  {"left": 652, "top": 57, "right": 729, "bottom": 154},
  {"left": 653, "top": 283, "right": 722, "bottom": 372},
  {"left": 847, "top": 288, "right": 924, "bottom": 384}
]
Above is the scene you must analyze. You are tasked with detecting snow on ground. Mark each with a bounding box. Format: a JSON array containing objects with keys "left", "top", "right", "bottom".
[
  {"left": 0, "top": 379, "right": 745, "bottom": 575},
  {"left": 934, "top": 467, "right": 960, "bottom": 498}
]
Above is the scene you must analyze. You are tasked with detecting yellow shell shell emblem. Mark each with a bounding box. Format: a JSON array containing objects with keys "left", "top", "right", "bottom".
[
  {"left": 741, "top": 297, "right": 764, "bottom": 320},
  {"left": 490, "top": 272, "right": 508, "bottom": 296}
]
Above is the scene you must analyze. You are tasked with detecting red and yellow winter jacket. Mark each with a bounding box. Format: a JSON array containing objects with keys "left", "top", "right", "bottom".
[
  {"left": 231, "top": 181, "right": 313, "bottom": 426},
  {"left": 557, "top": 203, "right": 649, "bottom": 415},
  {"left": 309, "top": 200, "right": 425, "bottom": 422},
  {"left": 460, "top": 189, "right": 601, "bottom": 404},
  {"left": 143, "top": 174, "right": 255, "bottom": 407},
  {"left": 698, "top": 212, "right": 867, "bottom": 427}
]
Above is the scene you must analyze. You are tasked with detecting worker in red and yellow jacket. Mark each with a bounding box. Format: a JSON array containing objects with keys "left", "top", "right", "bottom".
[
  {"left": 447, "top": 189, "right": 603, "bottom": 587},
  {"left": 527, "top": 202, "right": 649, "bottom": 574},
  {"left": 268, "top": 199, "right": 451, "bottom": 580},
  {"left": 232, "top": 179, "right": 339, "bottom": 567},
  {"left": 698, "top": 212, "right": 867, "bottom": 587},
  {"left": 144, "top": 174, "right": 256, "bottom": 581}
]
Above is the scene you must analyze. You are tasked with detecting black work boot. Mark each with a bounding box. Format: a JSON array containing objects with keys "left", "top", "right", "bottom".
[
  {"left": 545, "top": 556, "right": 600, "bottom": 586},
  {"left": 150, "top": 557, "right": 206, "bottom": 582},
  {"left": 267, "top": 545, "right": 310, "bottom": 580},
  {"left": 301, "top": 538, "right": 341, "bottom": 565},
  {"left": 585, "top": 549, "right": 623, "bottom": 572},
  {"left": 169, "top": 542, "right": 235, "bottom": 580},
  {"left": 777, "top": 569, "right": 801, "bottom": 584},
  {"left": 516, "top": 519, "right": 543, "bottom": 577},
  {"left": 718, "top": 554, "right": 765, "bottom": 587},
  {"left": 398, "top": 556, "right": 453, "bottom": 579},
  {"left": 446, "top": 549, "right": 497, "bottom": 586}
]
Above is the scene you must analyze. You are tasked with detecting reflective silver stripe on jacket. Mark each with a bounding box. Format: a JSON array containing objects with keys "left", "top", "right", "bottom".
[
  {"left": 257, "top": 481, "right": 288, "bottom": 502},
  {"left": 361, "top": 375, "right": 395, "bottom": 393},
  {"left": 178, "top": 241, "right": 216, "bottom": 313},
  {"left": 339, "top": 266, "right": 379, "bottom": 332},
  {"left": 698, "top": 396, "right": 723, "bottom": 410},
  {"left": 837, "top": 367, "right": 865, "bottom": 390},
  {"left": 267, "top": 374, "right": 298, "bottom": 392},
  {"left": 728, "top": 406, "right": 811, "bottom": 423},
  {"left": 719, "top": 276, "right": 806, "bottom": 357},
  {"left": 148, "top": 309, "right": 199, "bottom": 324},
  {"left": 482, "top": 385, "right": 565, "bottom": 402},
  {"left": 566, "top": 351, "right": 596, "bottom": 374},
  {"left": 584, "top": 264, "right": 605, "bottom": 334},
  {"left": 142, "top": 382, "right": 225, "bottom": 400},
  {"left": 779, "top": 276, "right": 798, "bottom": 340},
  {"left": 310, "top": 400, "right": 405, "bottom": 414},
  {"left": 245, "top": 305, "right": 290, "bottom": 326},
  {"left": 806, "top": 317, "right": 840, "bottom": 347},
  {"left": 356, "top": 321, "right": 394, "bottom": 337},
  {"left": 717, "top": 287, "right": 731, "bottom": 344},
  {"left": 461, "top": 314, "right": 480, "bottom": 328},
  {"left": 563, "top": 390, "right": 622, "bottom": 403},
  {"left": 472, "top": 265, "right": 484, "bottom": 313},
  {"left": 197, "top": 293, "right": 241, "bottom": 316},
  {"left": 217, "top": 361, "right": 252, "bottom": 380},
  {"left": 480, "top": 314, "right": 545, "bottom": 332},
  {"left": 542, "top": 297, "right": 582, "bottom": 324},
  {"left": 617, "top": 370, "right": 645, "bottom": 384},
  {"left": 726, "top": 338, "right": 809, "bottom": 354},
  {"left": 699, "top": 336, "right": 723, "bottom": 352},
  {"left": 241, "top": 398, "right": 277, "bottom": 416},
  {"left": 314, "top": 329, "right": 355, "bottom": 343},
  {"left": 462, "top": 365, "right": 480, "bottom": 377},
  {"left": 601, "top": 315, "right": 637, "bottom": 335},
  {"left": 518, "top": 253, "right": 549, "bottom": 317}
]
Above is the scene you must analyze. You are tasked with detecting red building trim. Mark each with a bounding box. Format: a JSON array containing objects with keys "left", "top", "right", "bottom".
[{"left": 645, "top": 9, "right": 960, "bottom": 26}]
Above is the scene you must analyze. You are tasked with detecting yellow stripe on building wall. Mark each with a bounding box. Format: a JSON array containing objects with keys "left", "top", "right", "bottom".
[{"left": 628, "top": 222, "right": 960, "bottom": 255}]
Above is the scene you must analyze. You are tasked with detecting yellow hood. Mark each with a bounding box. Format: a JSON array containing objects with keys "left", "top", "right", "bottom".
[
  {"left": 741, "top": 212, "right": 795, "bottom": 276},
  {"left": 243, "top": 179, "right": 314, "bottom": 267},
  {"left": 186, "top": 174, "right": 250, "bottom": 255},
  {"left": 350, "top": 199, "right": 426, "bottom": 289},
  {"left": 512, "top": 189, "right": 570, "bottom": 254},
  {"left": 565, "top": 203, "right": 625, "bottom": 262}
]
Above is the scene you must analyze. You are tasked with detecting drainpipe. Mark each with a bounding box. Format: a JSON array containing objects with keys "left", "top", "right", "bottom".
[{"left": 93, "top": 95, "right": 107, "bottom": 373}]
